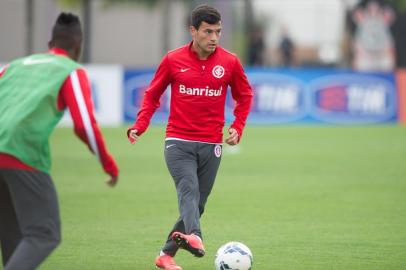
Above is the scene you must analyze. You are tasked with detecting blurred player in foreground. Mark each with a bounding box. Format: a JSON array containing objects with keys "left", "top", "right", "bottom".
[
  {"left": 0, "top": 12, "right": 119, "bottom": 270},
  {"left": 127, "top": 4, "right": 253, "bottom": 270}
]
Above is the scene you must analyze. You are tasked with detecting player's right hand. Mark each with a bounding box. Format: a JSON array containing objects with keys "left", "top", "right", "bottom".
[{"left": 127, "top": 128, "right": 139, "bottom": 144}]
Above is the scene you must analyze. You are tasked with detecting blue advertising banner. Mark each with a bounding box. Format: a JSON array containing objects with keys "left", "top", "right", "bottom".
[
  {"left": 124, "top": 68, "right": 397, "bottom": 125},
  {"left": 246, "top": 68, "right": 397, "bottom": 124}
]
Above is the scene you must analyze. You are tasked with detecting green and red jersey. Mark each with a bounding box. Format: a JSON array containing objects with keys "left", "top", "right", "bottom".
[{"left": 0, "top": 48, "right": 118, "bottom": 177}]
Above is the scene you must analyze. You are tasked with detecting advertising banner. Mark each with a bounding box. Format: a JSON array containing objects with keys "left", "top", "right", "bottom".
[
  {"left": 124, "top": 68, "right": 398, "bottom": 125},
  {"left": 248, "top": 69, "right": 397, "bottom": 124},
  {"left": 1, "top": 62, "right": 402, "bottom": 126}
]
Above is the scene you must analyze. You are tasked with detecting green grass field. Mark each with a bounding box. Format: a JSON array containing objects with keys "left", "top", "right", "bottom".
[{"left": 15, "top": 125, "right": 406, "bottom": 270}]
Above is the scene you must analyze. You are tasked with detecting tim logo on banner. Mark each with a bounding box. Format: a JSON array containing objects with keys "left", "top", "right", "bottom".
[
  {"left": 310, "top": 74, "right": 397, "bottom": 124},
  {"left": 237, "top": 71, "right": 307, "bottom": 124}
]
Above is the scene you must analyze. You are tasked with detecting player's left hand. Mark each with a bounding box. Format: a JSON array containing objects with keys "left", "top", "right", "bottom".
[
  {"left": 106, "top": 176, "right": 118, "bottom": 187},
  {"left": 225, "top": 128, "right": 239, "bottom": 146}
]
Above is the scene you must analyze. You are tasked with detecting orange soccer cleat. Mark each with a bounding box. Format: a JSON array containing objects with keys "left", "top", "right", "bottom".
[
  {"left": 155, "top": 254, "right": 182, "bottom": 270},
  {"left": 171, "top": 232, "right": 206, "bottom": 257}
]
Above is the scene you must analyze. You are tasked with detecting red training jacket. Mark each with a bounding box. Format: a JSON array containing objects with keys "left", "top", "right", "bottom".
[
  {"left": 131, "top": 42, "right": 253, "bottom": 143},
  {"left": 0, "top": 48, "right": 118, "bottom": 177}
]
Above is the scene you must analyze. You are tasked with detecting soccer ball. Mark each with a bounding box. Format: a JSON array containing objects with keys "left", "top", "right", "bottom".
[{"left": 214, "top": 241, "right": 253, "bottom": 270}]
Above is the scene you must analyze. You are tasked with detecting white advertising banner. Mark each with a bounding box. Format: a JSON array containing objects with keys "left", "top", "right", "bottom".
[{"left": 59, "top": 65, "right": 123, "bottom": 127}]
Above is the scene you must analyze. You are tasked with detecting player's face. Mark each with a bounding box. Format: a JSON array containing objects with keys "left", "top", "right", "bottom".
[{"left": 191, "top": 21, "right": 222, "bottom": 58}]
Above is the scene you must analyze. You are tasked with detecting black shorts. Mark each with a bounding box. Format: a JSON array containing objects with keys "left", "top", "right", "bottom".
[{"left": 0, "top": 169, "right": 61, "bottom": 267}]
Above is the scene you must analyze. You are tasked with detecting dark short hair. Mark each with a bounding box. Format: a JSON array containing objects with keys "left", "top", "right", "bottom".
[
  {"left": 190, "top": 4, "right": 221, "bottom": 30},
  {"left": 50, "top": 12, "right": 82, "bottom": 51}
]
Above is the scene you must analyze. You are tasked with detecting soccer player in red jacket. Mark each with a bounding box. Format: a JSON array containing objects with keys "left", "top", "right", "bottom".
[
  {"left": 0, "top": 13, "right": 118, "bottom": 269},
  {"left": 127, "top": 5, "right": 253, "bottom": 270}
]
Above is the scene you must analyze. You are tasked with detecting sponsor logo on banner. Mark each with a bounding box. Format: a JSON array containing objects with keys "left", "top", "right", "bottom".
[
  {"left": 310, "top": 74, "right": 397, "bottom": 123},
  {"left": 239, "top": 72, "right": 307, "bottom": 124}
]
